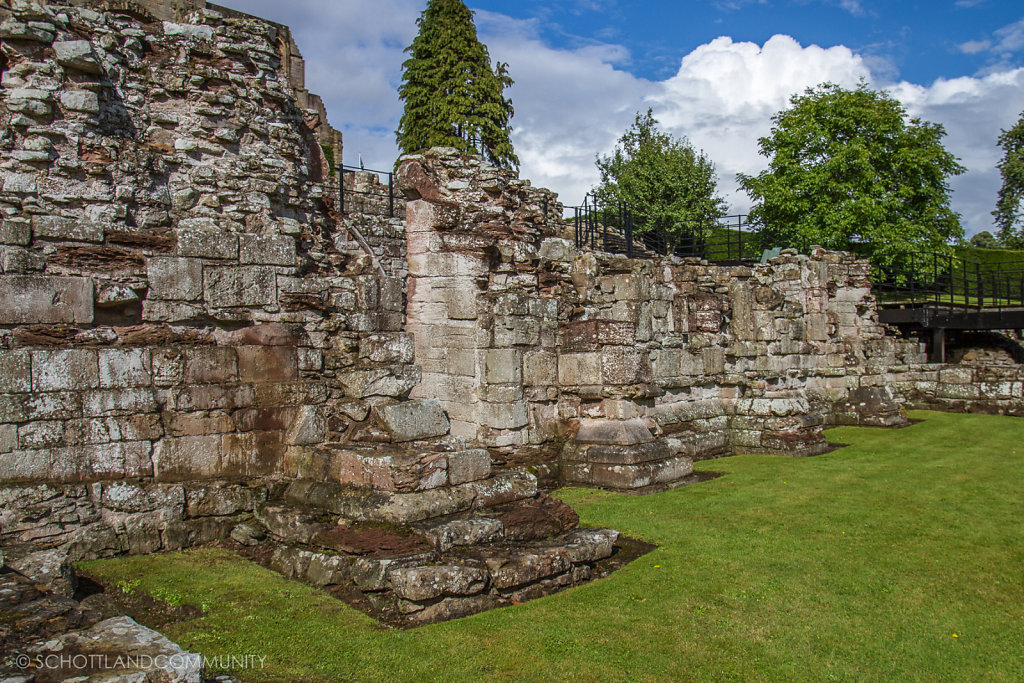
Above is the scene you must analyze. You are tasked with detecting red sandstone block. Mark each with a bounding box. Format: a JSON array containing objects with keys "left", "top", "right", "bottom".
[{"left": 237, "top": 345, "right": 298, "bottom": 383}]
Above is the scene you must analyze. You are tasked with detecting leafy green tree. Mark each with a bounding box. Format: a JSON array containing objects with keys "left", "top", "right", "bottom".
[
  {"left": 968, "top": 230, "right": 1001, "bottom": 249},
  {"left": 994, "top": 111, "right": 1024, "bottom": 247},
  {"left": 739, "top": 82, "right": 965, "bottom": 269},
  {"left": 396, "top": 0, "right": 518, "bottom": 169},
  {"left": 593, "top": 109, "right": 726, "bottom": 245}
]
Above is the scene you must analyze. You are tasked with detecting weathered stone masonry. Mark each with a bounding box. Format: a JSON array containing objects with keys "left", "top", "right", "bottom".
[
  {"left": 400, "top": 149, "right": 925, "bottom": 489},
  {"left": 4, "top": 0, "right": 1024, "bottom": 636},
  {"left": 0, "top": 0, "right": 410, "bottom": 559}
]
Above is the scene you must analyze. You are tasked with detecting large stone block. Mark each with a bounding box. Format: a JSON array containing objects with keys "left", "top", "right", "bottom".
[
  {"left": 447, "top": 448, "right": 491, "bottom": 485},
  {"left": 563, "top": 455, "right": 693, "bottom": 489},
  {"left": 204, "top": 266, "right": 276, "bottom": 308},
  {"left": 0, "top": 275, "right": 93, "bottom": 324},
  {"left": 562, "top": 320, "right": 636, "bottom": 352},
  {"left": 558, "top": 352, "right": 602, "bottom": 386},
  {"left": 0, "top": 218, "right": 30, "bottom": 245},
  {"left": 83, "top": 388, "right": 157, "bottom": 417},
  {"left": 359, "top": 334, "right": 415, "bottom": 364},
  {"left": 239, "top": 234, "right": 296, "bottom": 266},
  {"left": 0, "top": 350, "right": 32, "bottom": 393},
  {"left": 147, "top": 257, "right": 203, "bottom": 301},
  {"left": 31, "top": 215, "right": 104, "bottom": 242},
  {"left": 98, "top": 348, "right": 151, "bottom": 388},
  {"left": 183, "top": 346, "right": 238, "bottom": 384},
  {"left": 523, "top": 350, "right": 557, "bottom": 386},
  {"left": 484, "top": 348, "right": 521, "bottom": 384},
  {"left": 237, "top": 345, "right": 298, "bottom": 382},
  {"left": 285, "top": 405, "right": 326, "bottom": 446},
  {"left": 575, "top": 418, "right": 655, "bottom": 446},
  {"left": 389, "top": 564, "right": 489, "bottom": 602},
  {"left": 31, "top": 349, "right": 98, "bottom": 391},
  {"left": 153, "top": 435, "right": 221, "bottom": 481},
  {"left": 53, "top": 39, "right": 102, "bottom": 73},
  {"left": 177, "top": 229, "right": 238, "bottom": 259},
  {"left": 601, "top": 347, "right": 649, "bottom": 385},
  {"left": 374, "top": 399, "right": 450, "bottom": 442}
]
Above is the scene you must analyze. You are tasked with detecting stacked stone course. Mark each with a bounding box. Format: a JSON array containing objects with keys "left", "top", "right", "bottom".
[
  {"left": 0, "top": 0, "right": 411, "bottom": 559},
  {"left": 399, "top": 150, "right": 930, "bottom": 489},
  {"left": 4, "top": 0, "right": 1024, "bottom": 642}
]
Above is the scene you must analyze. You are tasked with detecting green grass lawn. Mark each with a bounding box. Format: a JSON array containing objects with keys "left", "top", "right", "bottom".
[{"left": 80, "top": 410, "right": 1024, "bottom": 682}]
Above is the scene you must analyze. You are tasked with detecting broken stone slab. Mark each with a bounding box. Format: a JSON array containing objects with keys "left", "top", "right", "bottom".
[
  {"left": 0, "top": 18, "right": 55, "bottom": 42},
  {"left": 575, "top": 418, "right": 655, "bottom": 446},
  {"left": 280, "top": 470, "right": 536, "bottom": 525},
  {"left": 254, "top": 505, "right": 331, "bottom": 544},
  {"left": 30, "top": 616, "right": 203, "bottom": 682},
  {"left": 230, "top": 522, "right": 264, "bottom": 546},
  {"left": 483, "top": 546, "right": 572, "bottom": 590},
  {"left": 351, "top": 552, "right": 436, "bottom": 591},
  {"left": 388, "top": 561, "right": 489, "bottom": 602},
  {"left": 163, "top": 21, "right": 215, "bottom": 41},
  {"left": 60, "top": 89, "right": 100, "bottom": 114},
  {"left": 5, "top": 547, "right": 77, "bottom": 597},
  {"left": 403, "top": 594, "right": 498, "bottom": 624},
  {"left": 337, "top": 366, "right": 422, "bottom": 399},
  {"left": 6, "top": 88, "right": 53, "bottom": 116},
  {"left": 53, "top": 39, "right": 103, "bottom": 74},
  {"left": 563, "top": 455, "right": 694, "bottom": 489},
  {"left": 373, "top": 399, "right": 450, "bottom": 443},
  {"left": 492, "top": 494, "right": 579, "bottom": 542},
  {"left": 563, "top": 441, "right": 670, "bottom": 465},
  {"left": 560, "top": 528, "right": 620, "bottom": 564},
  {"left": 333, "top": 446, "right": 449, "bottom": 493},
  {"left": 417, "top": 517, "right": 504, "bottom": 552}
]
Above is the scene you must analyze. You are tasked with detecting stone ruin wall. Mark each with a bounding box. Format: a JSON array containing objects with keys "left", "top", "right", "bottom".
[
  {"left": 0, "top": 0, "right": 412, "bottom": 559},
  {"left": 400, "top": 150, "right": 927, "bottom": 488},
  {"left": 4, "top": 0, "right": 1024, "bottom": 564}
]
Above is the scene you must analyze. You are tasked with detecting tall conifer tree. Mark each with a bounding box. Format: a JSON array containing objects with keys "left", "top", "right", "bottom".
[{"left": 397, "top": 0, "right": 518, "bottom": 169}]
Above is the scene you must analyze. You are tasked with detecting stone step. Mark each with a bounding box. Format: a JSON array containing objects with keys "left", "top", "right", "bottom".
[
  {"left": 413, "top": 492, "right": 580, "bottom": 549},
  {"left": 563, "top": 455, "right": 694, "bottom": 489},
  {"left": 265, "top": 526, "right": 620, "bottom": 625},
  {"left": 310, "top": 443, "right": 491, "bottom": 493},
  {"left": 278, "top": 469, "right": 537, "bottom": 524}
]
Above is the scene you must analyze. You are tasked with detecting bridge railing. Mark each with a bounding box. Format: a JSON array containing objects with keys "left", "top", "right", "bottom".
[{"left": 872, "top": 252, "right": 1024, "bottom": 313}]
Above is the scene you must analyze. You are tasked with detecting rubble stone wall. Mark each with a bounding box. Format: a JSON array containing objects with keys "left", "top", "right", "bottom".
[
  {"left": 890, "top": 363, "right": 1024, "bottom": 416},
  {"left": 0, "top": 1, "right": 414, "bottom": 555},
  {"left": 399, "top": 150, "right": 927, "bottom": 485}
]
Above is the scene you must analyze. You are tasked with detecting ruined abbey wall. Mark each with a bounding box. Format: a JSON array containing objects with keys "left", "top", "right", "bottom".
[
  {"left": 0, "top": 1, "right": 411, "bottom": 557},
  {"left": 400, "top": 150, "right": 927, "bottom": 487},
  {"left": 4, "top": 1, "right": 1024, "bottom": 566}
]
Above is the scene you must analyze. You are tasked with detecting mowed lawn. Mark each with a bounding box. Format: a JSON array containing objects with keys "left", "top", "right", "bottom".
[{"left": 81, "top": 410, "right": 1024, "bottom": 682}]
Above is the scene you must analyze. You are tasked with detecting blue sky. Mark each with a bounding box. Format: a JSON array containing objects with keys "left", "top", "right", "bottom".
[
  {"left": 470, "top": 0, "right": 1023, "bottom": 83},
  {"left": 218, "top": 1, "right": 1024, "bottom": 237}
]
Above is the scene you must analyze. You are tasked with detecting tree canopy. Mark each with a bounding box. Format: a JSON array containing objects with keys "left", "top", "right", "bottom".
[
  {"left": 994, "top": 111, "right": 1024, "bottom": 247},
  {"left": 593, "top": 109, "right": 726, "bottom": 243},
  {"left": 739, "top": 82, "right": 965, "bottom": 268},
  {"left": 396, "top": 0, "right": 518, "bottom": 169}
]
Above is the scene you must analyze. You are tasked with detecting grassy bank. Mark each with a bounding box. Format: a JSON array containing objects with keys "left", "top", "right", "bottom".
[{"left": 81, "top": 411, "right": 1024, "bottom": 681}]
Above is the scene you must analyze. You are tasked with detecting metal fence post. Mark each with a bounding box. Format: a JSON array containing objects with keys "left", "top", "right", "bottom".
[{"left": 388, "top": 172, "right": 394, "bottom": 219}]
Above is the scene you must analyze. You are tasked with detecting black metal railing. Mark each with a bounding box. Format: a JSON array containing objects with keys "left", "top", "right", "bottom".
[
  {"left": 872, "top": 252, "right": 1024, "bottom": 313},
  {"left": 572, "top": 197, "right": 762, "bottom": 262},
  {"left": 340, "top": 164, "right": 395, "bottom": 218},
  {"left": 571, "top": 198, "right": 1024, "bottom": 314}
]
